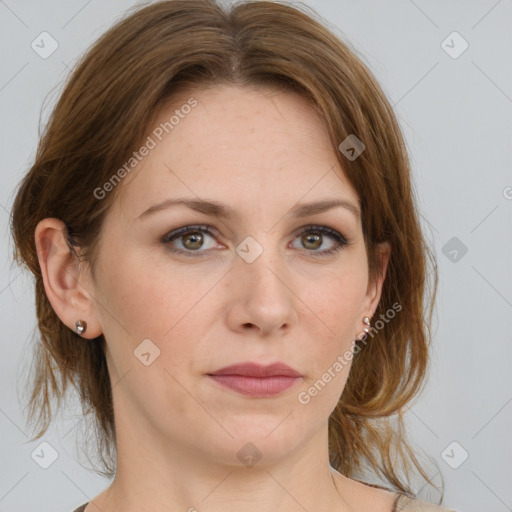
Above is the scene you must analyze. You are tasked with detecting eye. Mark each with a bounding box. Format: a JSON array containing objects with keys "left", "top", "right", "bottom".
[
  {"left": 162, "top": 225, "right": 219, "bottom": 257},
  {"left": 290, "top": 225, "right": 349, "bottom": 257},
  {"left": 162, "top": 224, "right": 350, "bottom": 258}
]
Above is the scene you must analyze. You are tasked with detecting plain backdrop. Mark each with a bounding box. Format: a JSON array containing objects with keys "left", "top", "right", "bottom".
[{"left": 1, "top": 1, "right": 511, "bottom": 511}]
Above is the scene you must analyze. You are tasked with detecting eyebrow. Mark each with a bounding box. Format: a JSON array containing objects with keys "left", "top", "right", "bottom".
[{"left": 137, "top": 197, "right": 361, "bottom": 220}]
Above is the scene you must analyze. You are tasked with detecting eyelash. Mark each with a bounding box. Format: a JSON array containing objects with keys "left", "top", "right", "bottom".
[{"left": 162, "top": 224, "right": 350, "bottom": 258}]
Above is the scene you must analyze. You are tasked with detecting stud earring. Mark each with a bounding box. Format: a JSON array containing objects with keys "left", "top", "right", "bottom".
[
  {"left": 75, "top": 320, "right": 87, "bottom": 335},
  {"left": 363, "top": 317, "right": 371, "bottom": 333}
]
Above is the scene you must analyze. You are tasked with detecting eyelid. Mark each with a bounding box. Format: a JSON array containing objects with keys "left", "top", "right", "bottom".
[
  {"left": 291, "top": 223, "right": 348, "bottom": 241},
  {"left": 161, "top": 224, "right": 220, "bottom": 244},
  {"left": 163, "top": 223, "right": 347, "bottom": 240}
]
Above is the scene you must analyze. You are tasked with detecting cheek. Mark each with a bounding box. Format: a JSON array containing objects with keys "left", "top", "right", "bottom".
[
  {"left": 296, "top": 263, "right": 368, "bottom": 388},
  {"left": 93, "top": 250, "right": 205, "bottom": 417},
  {"left": 95, "top": 246, "right": 196, "bottom": 337},
  {"left": 93, "top": 246, "right": 223, "bottom": 376},
  {"left": 301, "top": 264, "right": 369, "bottom": 338}
]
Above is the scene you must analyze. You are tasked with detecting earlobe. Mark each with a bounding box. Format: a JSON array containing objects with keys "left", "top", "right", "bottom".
[{"left": 34, "top": 218, "right": 103, "bottom": 339}]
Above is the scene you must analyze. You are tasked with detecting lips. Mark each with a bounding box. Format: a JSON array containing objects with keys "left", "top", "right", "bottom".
[
  {"left": 208, "top": 362, "right": 302, "bottom": 378},
  {"left": 207, "top": 362, "right": 302, "bottom": 397}
]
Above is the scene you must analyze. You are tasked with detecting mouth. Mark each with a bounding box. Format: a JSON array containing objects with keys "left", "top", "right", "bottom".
[{"left": 207, "top": 362, "right": 303, "bottom": 398}]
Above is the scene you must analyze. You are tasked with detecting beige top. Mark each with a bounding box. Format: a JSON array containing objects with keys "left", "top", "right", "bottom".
[
  {"left": 73, "top": 494, "right": 456, "bottom": 512},
  {"left": 72, "top": 475, "right": 457, "bottom": 512},
  {"left": 357, "top": 479, "right": 457, "bottom": 512},
  {"left": 394, "top": 494, "right": 456, "bottom": 511}
]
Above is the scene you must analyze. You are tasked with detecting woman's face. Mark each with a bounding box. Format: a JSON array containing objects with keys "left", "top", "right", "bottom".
[{"left": 88, "top": 84, "right": 389, "bottom": 467}]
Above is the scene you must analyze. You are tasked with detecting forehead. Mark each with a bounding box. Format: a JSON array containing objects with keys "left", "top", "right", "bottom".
[{"left": 114, "top": 84, "right": 359, "bottom": 219}]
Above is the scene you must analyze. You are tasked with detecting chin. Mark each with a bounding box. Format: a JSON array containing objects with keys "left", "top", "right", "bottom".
[{"left": 198, "top": 417, "right": 310, "bottom": 468}]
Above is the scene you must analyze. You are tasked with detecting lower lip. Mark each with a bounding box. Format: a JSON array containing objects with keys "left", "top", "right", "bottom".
[{"left": 208, "top": 375, "right": 301, "bottom": 397}]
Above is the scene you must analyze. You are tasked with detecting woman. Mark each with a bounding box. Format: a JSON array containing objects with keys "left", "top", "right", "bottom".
[{"left": 10, "top": 1, "right": 456, "bottom": 511}]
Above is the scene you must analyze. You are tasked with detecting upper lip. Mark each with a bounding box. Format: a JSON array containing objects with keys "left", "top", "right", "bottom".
[{"left": 208, "top": 362, "right": 302, "bottom": 378}]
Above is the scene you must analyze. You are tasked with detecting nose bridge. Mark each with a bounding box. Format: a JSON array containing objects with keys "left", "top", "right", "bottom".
[
  {"left": 230, "top": 232, "right": 296, "bottom": 332},
  {"left": 235, "top": 233, "right": 286, "bottom": 293}
]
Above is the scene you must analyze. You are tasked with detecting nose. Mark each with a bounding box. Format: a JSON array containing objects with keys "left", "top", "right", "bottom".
[{"left": 224, "top": 241, "right": 298, "bottom": 337}]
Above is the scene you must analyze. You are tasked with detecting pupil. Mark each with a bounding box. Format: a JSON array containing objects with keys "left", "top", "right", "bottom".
[
  {"left": 185, "top": 233, "right": 202, "bottom": 249},
  {"left": 304, "top": 233, "right": 321, "bottom": 249}
]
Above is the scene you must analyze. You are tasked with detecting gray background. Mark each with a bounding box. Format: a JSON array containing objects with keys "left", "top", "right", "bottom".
[{"left": 1, "top": 1, "right": 511, "bottom": 511}]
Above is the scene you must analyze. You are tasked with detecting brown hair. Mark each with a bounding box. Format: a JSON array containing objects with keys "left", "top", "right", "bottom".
[{"left": 11, "top": 0, "right": 440, "bottom": 497}]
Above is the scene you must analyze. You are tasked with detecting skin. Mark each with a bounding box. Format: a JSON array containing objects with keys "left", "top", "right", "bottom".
[{"left": 35, "top": 84, "right": 395, "bottom": 512}]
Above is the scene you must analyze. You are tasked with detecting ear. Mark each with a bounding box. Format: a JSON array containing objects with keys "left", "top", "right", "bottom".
[
  {"left": 361, "top": 241, "right": 391, "bottom": 327},
  {"left": 34, "top": 218, "right": 103, "bottom": 339}
]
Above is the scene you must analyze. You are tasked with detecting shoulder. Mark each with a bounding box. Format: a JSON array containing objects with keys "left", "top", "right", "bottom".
[
  {"left": 394, "top": 494, "right": 458, "bottom": 512},
  {"left": 346, "top": 476, "right": 458, "bottom": 512},
  {"left": 335, "top": 475, "right": 399, "bottom": 511}
]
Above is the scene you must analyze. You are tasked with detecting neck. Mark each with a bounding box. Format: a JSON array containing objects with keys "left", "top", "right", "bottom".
[{"left": 87, "top": 421, "right": 354, "bottom": 512}]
